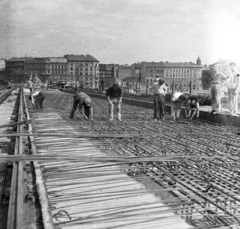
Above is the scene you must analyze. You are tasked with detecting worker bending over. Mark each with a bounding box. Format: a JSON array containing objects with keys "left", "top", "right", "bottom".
[
  {"left": 171, "top": 92, "right": 188, "bottom": 120},
  {"left": 186, "top": 95, "right": 199, "bottom": 120},
  {"left": 70, "top": 92, "right": 93, "bottom": 121},
  {"left": 30, "top": 91, "right": 45, "bottom": 110},
  {"left": 106, "top": 82, "right": 122, "bottom": 121}
]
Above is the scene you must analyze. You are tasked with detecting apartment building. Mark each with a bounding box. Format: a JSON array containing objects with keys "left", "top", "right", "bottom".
[
  {"left": 45, "top": 57, "right": 68, "bottom": 82},
  {"left": 64, "top": 54, "right": 99, "bottom": 88}
]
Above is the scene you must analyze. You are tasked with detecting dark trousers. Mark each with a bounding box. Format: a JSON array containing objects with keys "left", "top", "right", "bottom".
[
  {"left": 70, "top": 96, "right": 90, "bottom": 119},
  {"left": 35, "top": 92, "right": 45, "bottom": 109},
  {"left": 153, "top": 94, "right": 165, "bottom": 119}
]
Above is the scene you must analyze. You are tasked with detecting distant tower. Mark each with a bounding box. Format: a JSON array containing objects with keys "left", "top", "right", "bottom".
[{"left": 196, "top": 56, "right": 201, "bottom": 65}]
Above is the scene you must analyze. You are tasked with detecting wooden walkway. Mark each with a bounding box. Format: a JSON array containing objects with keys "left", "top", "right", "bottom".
[{"left": 29, "top": 107, "right": 192, "bottom": 229}]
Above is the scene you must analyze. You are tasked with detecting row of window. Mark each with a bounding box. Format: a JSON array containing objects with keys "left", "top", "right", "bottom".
[
  {"left": 70, "top": 63, "right": 99, "bottom": 67},
  {"left": 71, "top": 67, "right": 94, "bottom": 71},
  {"left": 165, "top": 73, "right": 198, "bottom": 78},
  {"left": 27, "top": 65, "right": 45, "bottom": 68},
  {"left": 166, "top": 69, "right": 197, "bottom": 73},
  {"left": 47, "top": 70, "right": 67, "bottom": 74},
  {"left": 164, "top": 79, "right": 197, "bottom": 83},
  {"left": 147, "top": 68, "right": 200, "bottom": 74},
  {"left": 146, "top": 69, "right": 164, "bottom": 73},
  {"left": 147, "top": 78, "right": 198, "bottom": 83},
  {"left": 49, "top": 65, "right": 66, "bottom": 69},
  {"left": 70, "top": 72, "right": 93, "bottom": 76}
]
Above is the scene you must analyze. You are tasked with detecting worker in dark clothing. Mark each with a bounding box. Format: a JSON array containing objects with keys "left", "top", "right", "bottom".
[
  {"left": 100, "top": 79, "right": 105, "bottom": 91},
  {"left": 186, "top": 95, "right": 199, "bottom": 120},
  {"left": 106, "top": 82, "right": 122, "bottom": 121},
  {"left": 29, "top": 91, "right": 45, "bottom": 110},
  {"left": 70, "top": 92, "right": 93, "bottom": 120}
]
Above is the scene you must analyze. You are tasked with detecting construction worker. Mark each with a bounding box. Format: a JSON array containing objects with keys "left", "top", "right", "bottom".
[
  {"left": 149, "top": 78, "right": 167, "bottom": 121},
  {"left": 227, "top": 62, "right": 240, "bottom": 115},
  {"left": 154, "top": 74, "right": 160, "bottom": 83},
  {"left": 186, "top": 95, "right": 200, "bottom": 120},
  {"left": 100, "top": 79, "right": 105, "bottom": 91},
  {"left": 27, "top": 76, "right": 33, "bottom": 92},
  {"left": 29, "top": 91, "right": 45, "bottom": 110},
  {"left": 211, "top": 65, "right": 228, "bottom": 114},
  {"left": 106, "top": 81, "right": 122, "bottom": 121},
  {"left": 33, "top": 75, "right": 42, "bottom": 91},
  {"left": 70, "top": 92, "right": 93, "bottom": 121},
  {"left": 171, "top": 92, "right": 188, "bottom": 120}
]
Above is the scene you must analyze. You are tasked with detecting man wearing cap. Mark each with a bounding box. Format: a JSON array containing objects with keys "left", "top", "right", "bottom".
[
  {"left": 171, "top": 92, "right": 188, "bottom": 120},
  {"left": 211, "top": 65, "right": 228, "bottom": 114},
  {"left": 70, "top": 92, "right": 93, "bottom": 120},
  {"left": 106, "top": 81, "right": 122, "bottom": 121},
  {"left": 149, "top": 78, "right": 167, "bottom": 121}
]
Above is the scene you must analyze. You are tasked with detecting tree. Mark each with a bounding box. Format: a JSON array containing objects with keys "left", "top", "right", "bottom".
[{"left": 202, "top": 70, "right": 213, "bottom": 90}]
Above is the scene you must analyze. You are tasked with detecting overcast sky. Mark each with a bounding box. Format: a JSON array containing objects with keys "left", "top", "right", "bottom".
[{"left": 1, "top": 0, "right": 240, "bottom": 65}]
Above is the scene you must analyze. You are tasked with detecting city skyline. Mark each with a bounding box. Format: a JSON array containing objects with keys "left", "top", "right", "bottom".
[{"left": 1, "top": 0, "right": 240, "bottom": 65}]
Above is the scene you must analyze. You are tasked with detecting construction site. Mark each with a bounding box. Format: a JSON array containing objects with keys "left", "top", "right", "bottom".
[{"left": 0, "top": 87, "right": 240, "bottom": 229}]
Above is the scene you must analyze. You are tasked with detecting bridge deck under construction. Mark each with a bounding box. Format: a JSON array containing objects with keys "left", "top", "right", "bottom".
[
  {"left": 29, "top": 107, "right": 191, "bottom": 229},
  {"left": 2, "top": 89, "right": 240, "bottom": 229}
]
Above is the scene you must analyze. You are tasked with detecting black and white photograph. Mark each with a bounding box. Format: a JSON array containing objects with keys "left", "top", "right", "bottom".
[{"left": 0, "top": 0, "right": 240, "bottom": 228}]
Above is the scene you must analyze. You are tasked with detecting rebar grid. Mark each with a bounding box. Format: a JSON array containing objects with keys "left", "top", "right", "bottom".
[{"left": 40, "top": 91, "right": 240, "bottom": 228}]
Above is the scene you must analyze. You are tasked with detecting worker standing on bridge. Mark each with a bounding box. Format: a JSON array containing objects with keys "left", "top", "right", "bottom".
[
  {"left": 227, "top": 62, "right": 240, "bottom": 115},
  {"left": 70, "top": 92, "right": 93, "bottom": 121},
  {"left": 210, "top": 65, "right": 228, "bottom": 114},
  {"left": 106, "top": 81, "right": 122, "bottom": 121},
  {"left": 150, "top": 78, "right": 167, "bottom": 121},
  {"left": 27, "top": 76, "right": 33, "bottom": 92},
  {"left": 171, "top": 92, "right": 188, "bottom": 120},
  {"left": 33, "top": 75, "right": 42, "bottom": 91},
  {"left": 186, "top": 95, "right": 200, "bottom": 120}
]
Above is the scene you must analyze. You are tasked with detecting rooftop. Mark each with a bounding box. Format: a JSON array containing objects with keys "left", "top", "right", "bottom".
[
  {"left": 7, "top": 57, "right": 27, "bottom": 62},
  {"left": 143, "top": 61, "right": 202, "bottom": 68},
  {"left": 45, "top": 57, "right": 67, "bottom": 63},
  {"left": 64, "top": 54, "right": 99, "bottom": 62}
]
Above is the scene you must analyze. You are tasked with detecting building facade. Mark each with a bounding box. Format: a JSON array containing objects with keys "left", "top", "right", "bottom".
[
  {"left": 99, "top": 64, "right": 114, "bottom": 81},
  {"left": 5, "top": 57, "right": 27, "bottom": 79},
  {"left": 0, "top": 58, "right": 6, "bottom": 71},
  {"left": 141, "top": 58, "right": 203, "bottom": 91},
  {"left": 64, "top": 54, "right": 99, "bottom": 88},
  {"left": 45, "top": 57, "right": 68, "bottom": 82},
  {"left": 25, "top": 58, "right": 47, "bottom": 81}
]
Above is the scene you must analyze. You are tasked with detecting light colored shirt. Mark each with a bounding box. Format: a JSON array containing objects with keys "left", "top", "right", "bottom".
[
  {"left": 172, "top": 92, "right": 182, "bottom": 102},
  {"left": 28, "top": 80, "right": 33, "bottom": 88},
  {"left": 32, "top": 91, "right": 40, "bottom": 97},
  {"left": 33, "top": 77, "right": 42, "bottom": 89},
  {"left": 212, "top": 72, "right": 228, "bottom": 85},
  {"left": 227, "top": 70, "right": 239, "bottom": 89},
  {"left": 150, "top": 82, "right": 167, "bottom": 95}
]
